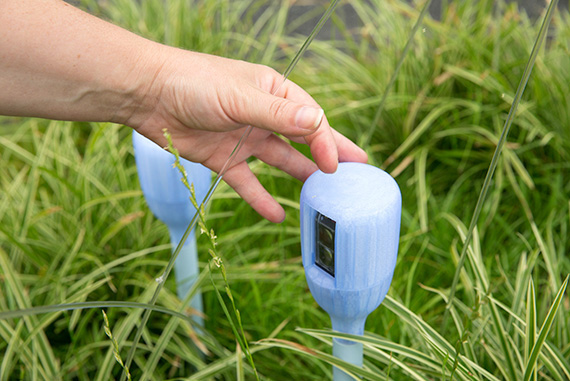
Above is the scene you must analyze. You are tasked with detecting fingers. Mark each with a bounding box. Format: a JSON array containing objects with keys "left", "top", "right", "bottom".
[
  {"left": 202, "top": 125, "right": 366, "bottom": 224},
  {"left": 277, "top": 80, "right": 367, "bottom": 170},
  {"left": 222, "top": 161, "right": 285, "bottom": 223},
  {"left": 254, "top": 134, "right": 318, "bottom": 181},
  {"left": 330, "top": 128, "right": 368, "bottom": 163},
  {"left": 264, "top": 79, "right": 339, "bottom": 173},
  {"left": 303, "top": 114, "right": 339, "bottom": 173},
  {"left": 226, "top": 71, "right": 367, "bottom": 175},
  {"left": 194, "top": 63, "right": 367, "bottom": 222},
  {"left": 219, "top": 133, "right": 319, "bottom": 223},
  {"left": 229, "top": 85, "right": 324, "bottom": 137}
]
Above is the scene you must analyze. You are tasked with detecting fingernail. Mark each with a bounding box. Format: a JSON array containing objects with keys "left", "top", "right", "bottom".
[{"left": 295, "top": 107, "right": 324, "bottom": 131}]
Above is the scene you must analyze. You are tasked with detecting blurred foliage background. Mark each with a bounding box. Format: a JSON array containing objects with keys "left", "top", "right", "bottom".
[{"left": 0, "top": 0, "right": 569, "bottom": 379}]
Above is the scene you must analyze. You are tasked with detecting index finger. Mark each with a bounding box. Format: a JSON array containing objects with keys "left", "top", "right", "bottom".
[{"left": 275, "top": 79, "right": 365, "bottom": 173}]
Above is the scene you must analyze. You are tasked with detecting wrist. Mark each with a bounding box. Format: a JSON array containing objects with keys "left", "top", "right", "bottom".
[{"left": 111, "top": 41, "right": 169, "bottom": 129}]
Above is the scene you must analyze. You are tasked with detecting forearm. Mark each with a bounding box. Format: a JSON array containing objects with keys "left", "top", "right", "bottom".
[{"left": 0, "top": 0, "right": 162, "bottom": 124}]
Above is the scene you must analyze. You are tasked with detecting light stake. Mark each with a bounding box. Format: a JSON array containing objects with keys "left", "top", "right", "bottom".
[
  {"left": 300, "top": 162, "right": 401, "bottom": 380},
  {"left": 133, "top": 131, "right": 211, "bottom": 326}
]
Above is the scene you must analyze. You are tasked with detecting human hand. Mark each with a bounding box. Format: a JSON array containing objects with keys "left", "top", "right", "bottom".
[
  {"left": 128, "top": 48, "right": 367, "bottom": 222},
  {"left": 0, "top": 0, "right": 365, "bottom": 222}
]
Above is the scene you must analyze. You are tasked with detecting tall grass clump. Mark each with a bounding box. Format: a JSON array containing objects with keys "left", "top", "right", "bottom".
[{"left": 1, "top": 0, "right": 569, "bottom": 380}]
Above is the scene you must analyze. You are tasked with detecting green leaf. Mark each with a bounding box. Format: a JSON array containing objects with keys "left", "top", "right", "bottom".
[
  {"left": 444, "top": 0, "right": 561, "bottom": 326},
  {"left": 523, "top": 276, "right": 569, "bottom": 381},
  {"left": 257, "top": 338, "right": 388, "bottom": 381},
  {"left": 524, "top": 278, "right": 537, "bottom": 379}
]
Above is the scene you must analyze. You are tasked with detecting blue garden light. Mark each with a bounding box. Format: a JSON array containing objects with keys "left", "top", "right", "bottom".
[
  {"left": 300, "top": 162, "right": 401, "bottom": 380},
  {"left": 133, "top": 131, "right": 211, "bottom": 326}
]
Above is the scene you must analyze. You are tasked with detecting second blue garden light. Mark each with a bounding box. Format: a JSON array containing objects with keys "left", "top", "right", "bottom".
[{"left": 133, "top": 131, "right": 211, "bottom": 326}]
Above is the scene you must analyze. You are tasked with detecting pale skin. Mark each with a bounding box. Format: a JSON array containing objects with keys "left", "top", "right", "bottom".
[{"left": 0, "top": 0, "right": 368, "bottom": 223}]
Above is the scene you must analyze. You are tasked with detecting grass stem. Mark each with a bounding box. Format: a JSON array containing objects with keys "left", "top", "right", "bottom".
[
  {"left": 442, "top": 0, "right": 560, "bottom": 335},
  {"left": 120, "top": 4, "right": 342, "bottom": 377}
]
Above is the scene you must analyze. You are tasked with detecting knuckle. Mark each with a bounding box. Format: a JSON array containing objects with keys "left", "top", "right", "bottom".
[
  {"left": 257, "top": 65, "right": 283, "bottom": 92},
  {"left": 268, "top": 98, "right": 289, "bottom": 121}
]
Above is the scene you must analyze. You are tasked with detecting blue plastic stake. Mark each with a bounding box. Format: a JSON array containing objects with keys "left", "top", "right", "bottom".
[
  {"left": 133, "top": 131, "right": 211, "bottom": 326},
  {"left": 300, "top": 163, "right": 401, "bottom": 380}
]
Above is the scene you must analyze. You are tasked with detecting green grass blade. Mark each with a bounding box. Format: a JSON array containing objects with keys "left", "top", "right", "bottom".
[
  {"left": 0, "top": 320, "right": 47, "bottom": 379},
  {"left": 120, "top": 191, "right": 204, "bottom": 380},
  {"left": 208, "top": 262, "right": 249, "bottom": 362},
  {"left": 120, "top": 3, "right": 342, "bottom": 377},
  {"left": 525, "top": 278, "right": 537, "bottom": 380},
  {"left": 236, "top": 342, "right": 244, "bottom": 381},
  {"left": 257, "top": 338, "right": 388, "bottom": 380},
  {"left": 187, "top": 346, "right": 268, "bottom": 380},
  {"left": 384, "top": 100, "right": 471, "bottom": 167},
  {"left": 139, "top": 268, "right": 210, "bottom": 378},
  {"left": 139, "top": 314, "right": 183, "bottom": 380},
  {"left": 102, "top": 310, "right": 132, "bottom": 381},
  {"left": 444, "top": 0, "right": 560, "bottom": 326},
  {"left": 487, "top": 298, "right": 519, "bottom": 380},
  {"left": 0, "top": 301, "right": 191, "bottom": 322},
  {"left": 481, "top": 291, "right": 570, "bottom": 381},
  {"left": 523, "top": 276, "right": 569, "bottom": 381},
  {"left": 416, "top": 147, "right": 429, "bottom": 232},
  {"left": 362, "top": 0, "right": 433, "bottom": 148},
  {"left": 0, "top": 321, "right": 25, "bottom": 379},
  {"left": 0, "top": 247, "right": 58, "bottom": 378},
  {"left": 380, "top": 296, "right": 488, "bottom": 379},
  {"left": 299, "top": 328, "right": 502, "bottom": 381},
  {"left": 95, "top": 288, "right": 155, "bottom": 381}
]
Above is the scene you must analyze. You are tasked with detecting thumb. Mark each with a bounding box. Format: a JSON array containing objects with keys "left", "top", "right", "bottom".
[{"left": 233, "top": 87, "right": 324, "bottom": 136}]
